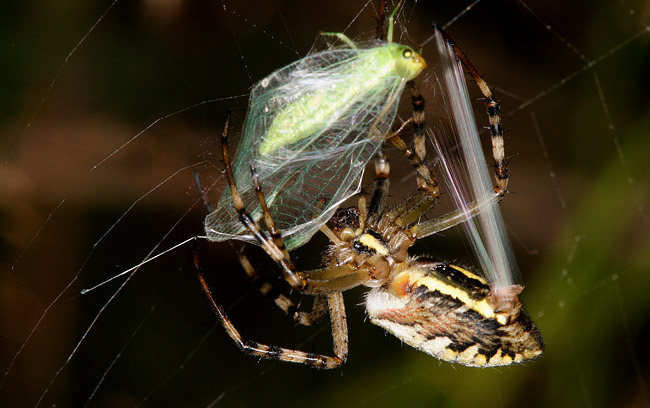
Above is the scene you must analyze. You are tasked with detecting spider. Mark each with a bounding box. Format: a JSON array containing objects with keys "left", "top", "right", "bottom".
[{"left": 193, "top": 27, "right": 543, "bottom": 369}]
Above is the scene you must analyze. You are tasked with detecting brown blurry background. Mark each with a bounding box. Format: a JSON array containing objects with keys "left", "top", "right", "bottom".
[{"left": 1, "top": 0, "right": 650, "bottom": 407}]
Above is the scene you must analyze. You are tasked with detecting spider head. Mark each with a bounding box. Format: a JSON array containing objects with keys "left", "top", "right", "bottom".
[{"left": 329, "top": 206, "right": 363, "bottom": 241}]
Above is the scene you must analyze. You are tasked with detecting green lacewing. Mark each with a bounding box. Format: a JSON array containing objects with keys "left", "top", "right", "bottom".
[{"left": 205, "top": 7, "right": 426, "bottom": 249}]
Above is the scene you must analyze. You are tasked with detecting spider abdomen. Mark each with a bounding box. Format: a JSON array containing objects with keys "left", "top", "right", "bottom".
[{"left": 366, "top": 260, "right": 544, "bottom": 367}]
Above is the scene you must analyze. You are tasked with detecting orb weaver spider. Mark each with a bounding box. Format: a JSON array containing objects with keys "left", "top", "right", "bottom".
[{"left": 193, "top": 27, "right": 543, "bottom": 369}]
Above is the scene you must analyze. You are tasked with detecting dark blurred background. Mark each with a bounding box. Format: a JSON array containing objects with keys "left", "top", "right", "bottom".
[{"left": 1, "top": 0, "right": 649, "bottom": 407}]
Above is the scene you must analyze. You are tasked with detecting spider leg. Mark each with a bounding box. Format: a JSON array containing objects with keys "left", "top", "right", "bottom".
[
  {"left": 192, "top": 168, "right": 214, "bottom": 213},
  {"left": 382, "top": 81, "right": 442, "bottom": 226},
  {"left": 383, "top": 39, "right": 510, "bottom": 228},
  {"left": 390, "top": 190, "right": 439, "bottom": 227},
  {"left": 249, "top": 163, "right": 294, "bottom": 264},
  {"left": 244, "top": 146, "right": 373, "bottom": 293},
  {"left": 368, "top": 149, "right": 390, "bottom": 217},
  {"left": 194, "top": 242, "right": 347, "bottom": 369},
  {"left": 235, "top": 123, "right": 375, "bottom": 293},
  {"left": 233, "top": 244, "right": 329, "bottom": 326},
  {"left": 386, "top": 81, "right": 439, "bottom": 200},
  {"left": 411, "top": 31, "right": 513, "bottom": 237},
  {"left": 439, "top": 28, "right": 509, "bottom": 198},
  {"left": 193, "top": 160, "right": 328, "bottom": 326},
  {"left": 328, "top": 292, "right": 349, "bottom": 363},
  {"left": 211, "top": 111, "right": 357, "bottom": 367},
  {"left": 412, "top": 195, "right": 497, "bottom": 238},
  {"left": 220, "top": 111, "right": 307, "bottom": 291},
  {"left": 229, "top": 229, "right": 373, "bottom": 297},
  {"left": 366, "top": 0, "right": 392, "bottom": 219},
  {"left": 409, "top": 80, "right": 439, "bottom": 199}
]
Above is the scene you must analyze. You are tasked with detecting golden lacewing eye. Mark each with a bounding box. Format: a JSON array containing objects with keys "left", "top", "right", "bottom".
[{"left": 402, "top": 48, "right": 413, "bottom": 58}]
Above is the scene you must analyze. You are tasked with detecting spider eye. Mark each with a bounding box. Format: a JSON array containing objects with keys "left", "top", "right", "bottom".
[{"left": 402, "top": 48, "right": 413, "bottom": 58}]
